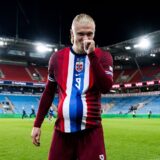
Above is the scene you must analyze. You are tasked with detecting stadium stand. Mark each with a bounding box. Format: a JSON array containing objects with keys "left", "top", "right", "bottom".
[
  {"left": 0, "top": 64, "right": 48, "bottom": 83},
  {"left": 114, "top": 65, "right": 160, "bottom": 83},
  {"left": 0, "top": 34, "right": 160, "bottom": 119},
  {"left": 0, "top": 64, "right": 32, "bottom": 82},
  {"left": 0, "top": 94, "right": 58, "bottom": 116},
  {"left": 36, "top": 66, "right": 48, "bottom": 82},
  {"left": 101, "top": 92, "right": 160, "bottom": 118}
]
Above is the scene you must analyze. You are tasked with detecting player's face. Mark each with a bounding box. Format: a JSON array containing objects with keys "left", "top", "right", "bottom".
[{"left": 71, "top": 22, "right": 95, "bottom": 53}]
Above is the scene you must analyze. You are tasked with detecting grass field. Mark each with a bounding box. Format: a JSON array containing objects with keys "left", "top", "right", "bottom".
[{"left": 0, "top": 118, "right": 160, "bottom": 160}]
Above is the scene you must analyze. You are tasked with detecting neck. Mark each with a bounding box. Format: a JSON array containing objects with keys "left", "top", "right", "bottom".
[{"left": 72, "top": 45, "right": 84, "bottom": 54}]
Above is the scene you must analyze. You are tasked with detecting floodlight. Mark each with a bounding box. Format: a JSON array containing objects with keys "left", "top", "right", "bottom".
[
  {"left": 134, "top": 38, "right": 151, "bottom": 49},
  {"left": 36, "top": 43, "right": 53, "bottom": 53},
  {"left": 138, "top": 38, "right": 151, "bottom": 49},
  {"left": 125, "top": 46, "right": 131, "bottom": 50}
]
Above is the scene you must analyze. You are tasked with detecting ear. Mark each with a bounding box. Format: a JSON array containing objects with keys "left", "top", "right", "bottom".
[{"left": 70, "top": 29, "right": 74, "bottom": 44}]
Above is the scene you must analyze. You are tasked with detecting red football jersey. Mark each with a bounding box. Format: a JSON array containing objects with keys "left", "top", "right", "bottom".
[{"left": 34, "top": 47, "right": 113, "bottom": 133}]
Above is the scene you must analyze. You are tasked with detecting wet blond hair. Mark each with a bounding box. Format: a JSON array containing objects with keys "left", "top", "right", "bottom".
[
  {"left": 71, "top": 13, "right": 96, "bottom": 30},
  {"left": 71, "top": 13, "right": 96, "bottom": 44}
]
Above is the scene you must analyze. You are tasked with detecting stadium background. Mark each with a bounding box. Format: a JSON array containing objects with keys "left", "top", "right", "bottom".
[
  {"left": 0, "top": 31, "right": 160, "bottom": 160},
  {"left": 0, "top": 1, "right": 160, "bottom": 159},
  {"left": 0, "top": 30, "right": 160, "bottom": 118}
]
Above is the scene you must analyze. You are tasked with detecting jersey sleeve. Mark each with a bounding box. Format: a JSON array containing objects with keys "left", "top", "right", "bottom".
[
  {"left": 34, "top": 53, "right": 57, "bottom": 128},
  {"left": 100, "top": 50, "right": 113, "bottom": 80},
  {"left": 48, "top": 53, "right": 56, "bottom": 82},
  {"left": 88, "top": 49, "right": 113, "bottom": 93}
]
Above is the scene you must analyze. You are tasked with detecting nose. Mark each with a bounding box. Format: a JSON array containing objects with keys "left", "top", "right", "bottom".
[{"left": 82, "top": 35, "right": 89, "bottom": 41}]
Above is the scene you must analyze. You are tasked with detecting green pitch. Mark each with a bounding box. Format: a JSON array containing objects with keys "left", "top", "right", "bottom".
[{"left": 0, "top": 118, "right": 160, "bottom": 160}]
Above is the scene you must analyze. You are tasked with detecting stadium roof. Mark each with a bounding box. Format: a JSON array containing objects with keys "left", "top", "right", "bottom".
[
  {"left": 0, "top": 36, "right": 64, "bottom": 66},
  {"left": 1, "top": 30, "right": 160, "bottom": 67},
  {"left": 102, "top": 30, "right": 160, "bottom": 68}
]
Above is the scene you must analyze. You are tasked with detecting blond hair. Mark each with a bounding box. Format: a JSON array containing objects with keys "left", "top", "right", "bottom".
[
  {"left": 71, "top": 13, "right": 96, "bottom": 30},
  {"left": 70, "top": 13, "right": 96, "bottom": 44}
]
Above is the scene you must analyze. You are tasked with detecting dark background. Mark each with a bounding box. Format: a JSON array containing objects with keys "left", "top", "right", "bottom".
[{"left": 0, "top": 0, "right": 160, "bottom": 47}]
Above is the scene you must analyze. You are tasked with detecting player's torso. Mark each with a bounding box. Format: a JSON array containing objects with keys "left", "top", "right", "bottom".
[{"left": 53, "top": 48, "right": 101, "bottom": 132}]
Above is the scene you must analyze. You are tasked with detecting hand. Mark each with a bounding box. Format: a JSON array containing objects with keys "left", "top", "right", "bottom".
[
  {"left": 31, "top": 127, "right": 41, "bottom": 146},
  {"left": 83, "top": 40, "right": 95, "bottom": 54}
]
